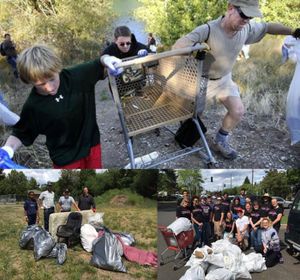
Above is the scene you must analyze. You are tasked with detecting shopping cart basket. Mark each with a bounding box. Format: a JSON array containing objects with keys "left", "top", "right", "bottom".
[
  {"left": 108, "top": 44, "right": 216, "bottom": 168},
  {"left": 158, "top": 225, "right": 194, "bottom": 270}
]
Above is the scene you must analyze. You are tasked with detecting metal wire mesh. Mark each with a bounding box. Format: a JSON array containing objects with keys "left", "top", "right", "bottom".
[{"left": 112, "top": 55, "right": 201, "bottom": 136}]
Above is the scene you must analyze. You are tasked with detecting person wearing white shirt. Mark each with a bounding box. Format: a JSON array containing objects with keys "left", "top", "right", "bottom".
[
  {"left": 38, "top": 182, "right": 55, "bottom": 231},
  {"left": 235, "top": 208, "right": 249, "bottom": 250}
]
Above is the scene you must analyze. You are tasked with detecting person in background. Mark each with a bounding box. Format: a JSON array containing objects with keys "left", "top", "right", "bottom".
[
  {"left": 261, "top": 217, "right": 283, "bottom": 266},
  {"left": 147, "top": 33, "right": 157, "bottom": 53},
  {"left": 260, "top": 193, "right": 272, "bottom": 217},
  {"left": 177, "top": 190, "right": 190, "bottom": 206},
  {"left": 231, "top": 196, "right": 242, "bottom": 220},
  {"left": 1, "top": 33, "right": 18, "bottom": 78},
  {"left": 38, "top": 182, "right": 55, "bottom": 231},
  {"left": 78, "top": 186, "right": 96, "bottom": 212},
  {"left": 172, "top": 0, "right": 300, "bottom": 160},
  {"left": 24, "top": 191, "right": 39, "bottom": 225},
  {"left": 235, "top": 207, "right": 249, "bottom": 251},
  {"left": 0, "top": 44, "right": 110, "bottom": 169},
  {"left": 191, "top": 196, "right": 203, "bottom": 247},
  {"left": 244, "top": 202, "right": 252, "bottom": 217},
  {"left": 250, "top": 201, "right": 263, "bottom": 252},
  {"left": 268, "top": 198, "right": 284, "bottom": 233},
  {"left": 176, "top": 198, "right": 191, "bottom": 220},
  {"left": 222, "top": 192, "right": 231, "bottom": 215},
  {"left": 239, "top": 188, "right": 246, "bottom": 207},
  {"left": 58, "top": 189, "right": 80, "bottom": 212},
  {"left": 212, "top": 197, "right": 225, "bottom": 240},
  {"left": 101, "top": 26, "right": 150, "bottom": 75},
  {"left": 223, "top": 211, "right": 235, "bottom": 240},
  {"left": 200, "top": 196, "right": 213, "bottom": 246}
]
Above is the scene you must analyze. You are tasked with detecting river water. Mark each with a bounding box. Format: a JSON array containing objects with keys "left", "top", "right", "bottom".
[{"left": 112, "top": 0, "right": 148, "bottom": 45}]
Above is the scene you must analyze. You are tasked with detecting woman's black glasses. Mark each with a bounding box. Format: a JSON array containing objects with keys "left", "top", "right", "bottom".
[
  {"left": 119, "top": 42, "right": 131, "bottom": 47},
  {"left": 235, "top": 6, "right": 252, "bottom": 20}
]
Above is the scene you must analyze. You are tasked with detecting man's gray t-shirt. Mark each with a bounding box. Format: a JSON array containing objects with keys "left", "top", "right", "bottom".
[
  {"left": 173, "top": 17, "right": 267, "bottom": 79},
  {"left": 58, "top": 196, "right": 75, "bottom": 211}
]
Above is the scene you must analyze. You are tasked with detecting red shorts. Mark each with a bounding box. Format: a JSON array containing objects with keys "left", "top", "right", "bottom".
[{"left": 53, "top": 144, "right": 102, "bottom": 169}]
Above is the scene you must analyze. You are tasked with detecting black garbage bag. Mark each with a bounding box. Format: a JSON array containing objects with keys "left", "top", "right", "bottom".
[
  {"left": 90, "top": 227, "right": 126, "bottom": 272},
  {"left": 19, "top": 225, "right": 40, "bottom": 249},
  {"left": 48, "top": 243, "right": 68, "bottom": 265}
]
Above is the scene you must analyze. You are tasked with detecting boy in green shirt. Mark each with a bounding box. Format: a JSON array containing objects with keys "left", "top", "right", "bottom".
[{"left": 0, "top": 44, "right": 121, "bottom": 168}]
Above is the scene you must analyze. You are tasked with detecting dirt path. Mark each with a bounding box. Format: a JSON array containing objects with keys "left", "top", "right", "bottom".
[{"left": 97, "top": 80, "right": 300, "bottom": 169}]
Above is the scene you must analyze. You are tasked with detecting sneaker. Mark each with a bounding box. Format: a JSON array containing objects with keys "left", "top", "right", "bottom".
[
  {"left": 209, "top": 136, "right": 238, "bottom": 159},
  {"left": 279, "top": 257, "right": 284, "bottom": 264}
]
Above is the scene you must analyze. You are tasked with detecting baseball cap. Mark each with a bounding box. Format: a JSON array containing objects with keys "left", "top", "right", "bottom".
[
  {"left": 236, "top": 207, "right": 244, "bottom": 213},
  {"left": 228, "top": 0, "right": 262, "bottom": 18},
  {"left": 47, "top": 182, "right": 53, "bottom": 187},
  {"left": 64, "top": 189, "right": 70, "bottom": 193}
]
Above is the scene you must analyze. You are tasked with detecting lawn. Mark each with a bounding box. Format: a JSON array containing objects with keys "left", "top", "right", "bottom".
[{"left": 0, "top": 202, "right": 157, "bottom": 280}]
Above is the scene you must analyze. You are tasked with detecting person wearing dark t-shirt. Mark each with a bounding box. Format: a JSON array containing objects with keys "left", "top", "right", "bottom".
[
  {"left": 200, "top": 196, "right": 212, "bottom": 246},
  {"left": 222, "top": 192, "right": 231, "bottom": 214},
  {"left": 101, "top": 26, "right": 151, "bottom": 75},
  {"left": 212, "top": 197, "right": 225, "bottom": 240},
  {"left": 260, "top": 193, "right": 272, "bottom": 217},
  {"left": 78, "top": 187, "right": 96, "bottom": 211},
  {"left": 176, "top": 199, "right": 191, "bottom": 220},
  {"left": 24, "top": 191, "right": 39, "bottom": 225},
  {"left": 244, "top": 202, "right": 252, "bottom": 217},
  {"left": 250, "top": 201, "right": 263, "bottom": 252},
  {"left": 268, "top": 198, "right": 284, "bottom": 233},
  {"left": 223, "top": 211, "right": 235, "bottom": 240},
  {"left": 231, "top": 197, "right": 242, "bottom": 220},
  {"left": 0, "top": 44, "right": 109, "bottom": 169},
  {"left": 191, "top": 196, "right": 203, "bottom": 246}
]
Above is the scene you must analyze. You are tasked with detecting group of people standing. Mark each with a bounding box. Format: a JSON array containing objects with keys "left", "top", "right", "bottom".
[
  {"left": 176, "top": 189, "right": 284, "bottom": 267},
  {"left": 23, "top": 183, "right": 96, "bottom": 231}
]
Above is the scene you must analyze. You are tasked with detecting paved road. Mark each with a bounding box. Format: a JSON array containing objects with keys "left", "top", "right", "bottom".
[{"left": 157, "top": 201, "right": 300, "bottom": 280}]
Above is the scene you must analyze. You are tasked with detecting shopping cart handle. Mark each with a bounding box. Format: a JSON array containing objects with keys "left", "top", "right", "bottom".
[{"left": 115, "top": 43, "right": 210, "bottom": 68}]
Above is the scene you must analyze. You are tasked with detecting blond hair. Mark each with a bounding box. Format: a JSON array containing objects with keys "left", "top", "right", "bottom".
[
  {"left": 261, "top": 217, "right": 272, "bottom": 228},
  {"left": 17, "top": 44, "right": 62, "bottom": 84}
]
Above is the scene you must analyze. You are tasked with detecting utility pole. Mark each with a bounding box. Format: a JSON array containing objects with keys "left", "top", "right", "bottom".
[{"left": 251, "top": 169, "right": 254, "bottom": 185}]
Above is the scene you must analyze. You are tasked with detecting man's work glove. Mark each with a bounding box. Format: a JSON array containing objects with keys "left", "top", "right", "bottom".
[
  {"left": 102, "top": 55, "right": 123, "bottom": 76},
  {"left": 0, "top": 146, "right": 26, "bottom": 169},
  {"left": 137, "top": 49, "right": 148, "bottom": 57},
  {"left": 292, "top": 28, "right": 300, "bottom": 39}
]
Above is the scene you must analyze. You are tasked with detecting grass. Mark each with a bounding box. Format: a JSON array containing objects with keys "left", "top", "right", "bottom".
[{"left": 0, "top": 195, "right": 157, "bottom": 280}]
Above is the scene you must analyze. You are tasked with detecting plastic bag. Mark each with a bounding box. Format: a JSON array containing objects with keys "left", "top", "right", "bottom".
[
  {"left": 19, "top": 225, "right": 40, "bottom": 249},
  {"left": 48, "top": 243, "right": 68, "bottom": 265},
  {"left": 0, "top": 92, "right": 20, "bottom": 126},
  {"left": 179, "top": 265, "right": 205, "bottom": 280},
  {"left": 88, "top": 213, "right": 104, "bottom": 228},
  {"left": 80, "top": 224, "right": 98, "bottom": 252},
  {"left": 284, "top": 36, "right": 300, "bottom": 145},
  {"left": 90, "top": 227, "right": 126, "bottom": 272},
  {"left": 167, "top": 217, "right": 192, "bottom": 235},
  {"left": 205, "top": 268, "right": 233, "bottom": 280},
  {"left": 33, "top": 227, "right": 56, "bottom": 260},
  {"left": 242, "top": 252, "right": 267, "bottom": 272}
]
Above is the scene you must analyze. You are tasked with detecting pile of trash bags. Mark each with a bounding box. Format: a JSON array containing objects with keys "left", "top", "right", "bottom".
[
  {"left": 282, "top": 35, "right": 300, "bottom": 146},
  {"left": 19, "top": 225, "right": 67, "bottom": 265},
  {"left": 180, "top": 239, "right": 267, "bottom": 280},
  {"left": 81, "top": 222, "right": 157, "bottom": 272}
]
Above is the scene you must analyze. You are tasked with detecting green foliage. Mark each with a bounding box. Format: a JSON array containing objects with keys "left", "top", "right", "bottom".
[
  {"left": 135, "top": 0, "right": 227, "bottom": 46},
  {"left": 0, "top": 170, "right": 29, "bottom": 196},
  {"left": 158, "top": 169, "right": 178, "bottom": 193},
  {"left": 177, "top": 169, "right": 203, "bottom": 196},
  {"left": 0, "top": 0, "right": 114, "bottom": 64}
]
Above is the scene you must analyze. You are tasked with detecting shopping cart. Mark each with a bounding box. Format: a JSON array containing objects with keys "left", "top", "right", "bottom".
[
  {"left": 158, "top": 225, "right": 194, "bottom": 270},
  {"left": 108, "top": 43, "right": 216, "bottom": 168}
]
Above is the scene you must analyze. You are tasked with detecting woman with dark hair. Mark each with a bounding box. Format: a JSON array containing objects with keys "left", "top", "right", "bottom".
[
  {"left": 191, "top": 196, "right": 203, "bottom": 247},
  {"left": 231, "top": 196, "right": 242, "bottom": 220},
  {"left": 101, "top": 26, "right": 151, "bottom": 75},
  {"left": 176, "top": 198, "right": 191, "bottom": 220}
]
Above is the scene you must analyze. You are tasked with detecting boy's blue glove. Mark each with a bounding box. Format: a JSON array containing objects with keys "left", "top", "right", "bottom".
[
  {"left": 137, "top": 49, "right": 148, "bottom": 57},
  {"left": 0, "top": 146, "right": 26, "bottom": 169},
  {"left": 102, "top": 55, "right": 123, "bottom": 76}
]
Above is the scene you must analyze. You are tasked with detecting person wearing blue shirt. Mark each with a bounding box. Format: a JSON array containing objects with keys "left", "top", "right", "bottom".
[{"left": 24, "top": 191, "right": 39, "bottom": 225}]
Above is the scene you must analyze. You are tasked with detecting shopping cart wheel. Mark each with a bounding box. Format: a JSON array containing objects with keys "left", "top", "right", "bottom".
[{"left": 207, "top": 162, "right": 218, "bottom": 168}]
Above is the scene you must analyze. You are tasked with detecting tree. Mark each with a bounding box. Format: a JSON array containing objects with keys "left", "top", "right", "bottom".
[
  {"left": 56, "top": 170, "right": 80, "bottom": 196},
  {"left": 177, "top": 170, "right": 203, "bottom": 196},
  {"left": 0, "top": 170, "right": 28, "bottom": 196},
  {"left": 158, "top": 169, "right": 177, "bottom": 194},
  {"left": 259, "top": 170, "right": 290, "bottom": 198},
  {"left": 132, "top": 170, "right": 159, "bottom": 198}
]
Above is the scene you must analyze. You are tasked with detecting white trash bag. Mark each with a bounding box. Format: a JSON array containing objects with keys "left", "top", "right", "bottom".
[
  {"left": 167, "top": 217, "right": 192, "bottom": 235},
  {"left": 283, "top": 36, "right": 300, "bottom": 145},
  {"left": 205, "top": 268, "right": 234, "bottom": 280},
  {"left": 179, "top": 265, "right": 206, "bottom": 280},
  {"left": 242, "top": 252, "right": 267, "bottom": 273},
  {"left": 80, "top": 224, "right": 98, "bottom": 252}
]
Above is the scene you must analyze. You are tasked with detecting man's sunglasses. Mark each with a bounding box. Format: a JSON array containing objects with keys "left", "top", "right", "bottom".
[
  {"left": 119, "top": 42, "right": 131, "bottom": 47},
  {"left": 235, "top": 6, "right": 252, "bottom": 20}
]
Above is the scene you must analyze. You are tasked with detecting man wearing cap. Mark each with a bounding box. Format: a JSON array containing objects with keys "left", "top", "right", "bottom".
[
  {"left": 58, "top": 189, "right": 80, "bottom": 212},
  {"left": 261, "top": 193, "right": 272, "bottom": 217},
  {"left": 173, "top": 0, "right": 300, "bottom": 160},
  {"left": 38, "top": 182, "right": 55, "bottom": 231},
  {"left": 235, "top": 207, "right": 250, "bottom": 250}
]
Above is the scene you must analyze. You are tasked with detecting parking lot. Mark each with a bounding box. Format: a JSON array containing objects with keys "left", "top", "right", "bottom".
[{"left": 157, "top": 201, "right": 300, "bottom": 280}]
